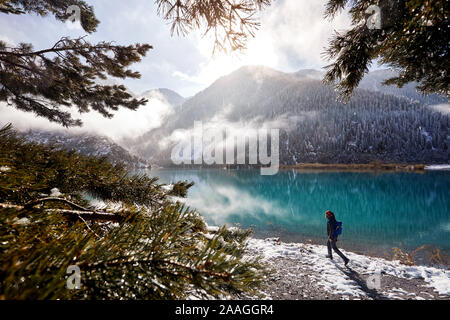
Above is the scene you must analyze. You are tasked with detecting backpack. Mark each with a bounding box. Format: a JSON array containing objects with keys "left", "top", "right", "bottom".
[{"left": 333, "top": 221, "right": 342, "bottom": 237}]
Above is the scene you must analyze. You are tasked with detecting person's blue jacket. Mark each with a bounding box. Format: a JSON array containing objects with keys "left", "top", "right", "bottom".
[{"left": 327, "top": 216, "right": 338, "bottom": 240}]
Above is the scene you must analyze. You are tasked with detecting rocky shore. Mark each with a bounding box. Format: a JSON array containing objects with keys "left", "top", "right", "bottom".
[{"left": 246, "top": 238, "right": 450, "bottom": 300}]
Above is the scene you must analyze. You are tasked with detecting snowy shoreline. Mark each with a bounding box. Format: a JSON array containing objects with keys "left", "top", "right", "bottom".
[
  {"left": 246, "top": 238, "right": 450, "bottom": 300},
  {"left": 425, "top": 164, "right": 450, "bottom": 171}
]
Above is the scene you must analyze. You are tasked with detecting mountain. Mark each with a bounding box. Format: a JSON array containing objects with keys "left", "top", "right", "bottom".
[
  {"left": 358, "top": 69, "right": 446, "bottom": 105},
  {"left": 11, "top": 87, "right": 187, "bottom": 169},
  {"left": 292, "top": 68, "right": 446, "bottom": 105},
  {"left": 129, "top": 65, "right": 449, "bottom": 165},
  {"left": 20, "top": 130, "right": 150, "bottom": 169},
  {"left": 292, "top": 69, "right": 324, "bottom": 81},
  {"left": 140, "top": 88, "right": 185, "bottom": 107}
]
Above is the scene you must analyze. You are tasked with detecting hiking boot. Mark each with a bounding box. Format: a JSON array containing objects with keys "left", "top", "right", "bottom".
[
  {"left": 325, "top": 255, "right": 333, "bottom": 259},
  {"left": 344, "top": 258, "right": 350, "bottom": 266}
]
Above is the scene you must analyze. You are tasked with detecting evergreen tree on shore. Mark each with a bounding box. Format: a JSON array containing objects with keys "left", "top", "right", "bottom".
[
  {"left": 0, "top": 1, "right": 273, "bottom": 299},
  {"left": 0, "top": 124, "right": 267, "bottom": 299}
]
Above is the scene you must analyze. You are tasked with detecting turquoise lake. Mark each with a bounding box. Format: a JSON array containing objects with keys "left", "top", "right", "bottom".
[{"left": 149, "top": 169, "right": 450, "bottom": 258}]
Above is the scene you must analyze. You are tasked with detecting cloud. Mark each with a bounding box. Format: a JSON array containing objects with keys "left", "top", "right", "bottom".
[
  {"left": 430, "top": 104, "right": 450, "bottom": 115},
  {"left": 0, "top": 0, "right": 205, "bottom": 96},
  {"left": 0, "top": 95, "right": 174, "bottom": 142},
  {"left": 0, "top": 0, "right": 351, "bottom": 137},
  {"left": 0, "top": 35, "right": 16, "bottom": 46},
  {"left": 159, "top": 104, "right": 309, "bottom": 169},
  {"left": 0, "top": 0, "right": 351, "bottom": 98},
  {"left": 259, "top": 0, "right": 351, "bottom": 69},
  {"left": 171, "top": 0, "right": 351, "bottom": 89}
]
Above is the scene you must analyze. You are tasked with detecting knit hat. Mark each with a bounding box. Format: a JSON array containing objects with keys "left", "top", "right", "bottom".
[{"left": 325, "top": 210, "right": 334, "bottom": 217}]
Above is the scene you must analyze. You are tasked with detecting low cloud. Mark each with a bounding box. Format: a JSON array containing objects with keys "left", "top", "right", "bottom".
[
  {"left": 0, "top": 95, "right": 174, "bottom": 142},
  {"left": 430, "top": 104, "right": 450, "bottom": 115}
]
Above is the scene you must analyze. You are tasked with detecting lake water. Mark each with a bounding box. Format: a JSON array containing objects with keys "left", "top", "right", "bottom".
[{"left": 149, "top": 169, "right": 450, "bottom": 259}]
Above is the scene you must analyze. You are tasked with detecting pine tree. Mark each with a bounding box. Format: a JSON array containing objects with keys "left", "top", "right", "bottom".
[
  {"left": 323, "top": 0, "right": 449, "bottom": 100},
  {"left": 0, "top": 0, "right": 271, "bottom": 126},
  {"left": 0, "top": 1, "right": 274, "bottom": 299},
  {"left": 0, "top": 124, "right": 268, "bottom": 299}
]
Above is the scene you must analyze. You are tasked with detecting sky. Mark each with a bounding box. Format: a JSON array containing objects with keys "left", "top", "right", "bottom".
[
  {"left": 0, "top": 0, "right": 352, "bottom": 97},
  {"left": 0, "top": 0, "right": 354, "bottom": 140}
]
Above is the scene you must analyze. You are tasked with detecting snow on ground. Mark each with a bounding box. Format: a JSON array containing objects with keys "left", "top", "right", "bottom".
[
  {"left": 425, "top": 164, "right": 450, "bottom": 170},
  {"left": 247, "top": 238, "right": 450, "bottom": 299}
]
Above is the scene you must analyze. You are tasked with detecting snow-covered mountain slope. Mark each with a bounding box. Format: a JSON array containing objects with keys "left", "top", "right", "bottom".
[
  {"left": 293, "top": 68, "right": 446, "bottom": 105},
  {"left": 292, "top": 68, "right": 324, "bottom": 81},
  {"left": 358, "top": 69, "right": 446, "bottom": 105},
  {"left": 140, "top": 88, "right": 185, "bottom": 107},
  {"left": 128, "top": 66, "right": 449, "bottom": 165},
  {"left": 19, "top": 130, "right": 150, "bottom": 169}
]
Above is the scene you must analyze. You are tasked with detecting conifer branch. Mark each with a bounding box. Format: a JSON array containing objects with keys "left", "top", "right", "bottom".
[
  {"left": 324, "top": 0, "right": 449, "bottom": 99},
  {"left": 82, "top": 258, "right": 231, "bottom": 279},
  {"left": 0, "top": 203, "right": 123, "bottom": 222},
  {"left": 24, "top": 197, "right": 92, "bottom": 211}
]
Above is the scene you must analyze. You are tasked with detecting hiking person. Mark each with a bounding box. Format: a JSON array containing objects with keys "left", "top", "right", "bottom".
[{"left": 325, "top": 210, "right": 349, "bottom": 266}]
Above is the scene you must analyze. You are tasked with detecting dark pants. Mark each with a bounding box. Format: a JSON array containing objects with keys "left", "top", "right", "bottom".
[{"left": 327, "top": 238, "right": 348, "bottom": 262}]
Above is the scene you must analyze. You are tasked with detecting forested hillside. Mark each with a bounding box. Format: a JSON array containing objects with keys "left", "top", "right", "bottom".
[{"left": 129, "top": 66, "right": 449, "bottom": 165}]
